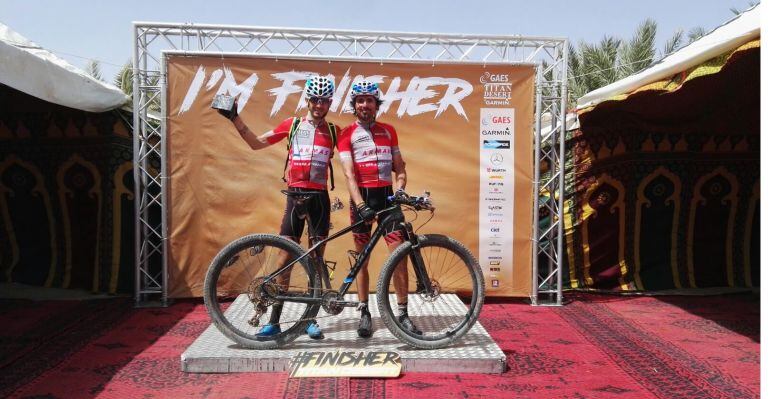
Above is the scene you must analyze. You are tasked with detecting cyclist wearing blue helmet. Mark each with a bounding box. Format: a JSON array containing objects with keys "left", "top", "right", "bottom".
[
  {"left": 338, "top": 80, "right": 421, "bottom": 338},
  {"left": 217, "top": 75, "right": 339, "bottom": 340}
]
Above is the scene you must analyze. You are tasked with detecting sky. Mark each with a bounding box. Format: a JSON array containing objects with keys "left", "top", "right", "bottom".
[{"left": 0, "top": 0, "right": 755, "bottom": 80}]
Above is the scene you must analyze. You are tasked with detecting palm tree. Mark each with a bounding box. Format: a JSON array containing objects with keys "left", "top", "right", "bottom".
[
  {"left": 113, "top": 60, "right": 161, "bottom": 113},
  {"left": 114, "top": 61, "right": 133, "bottom": 98},
  {"left": 567, "top": 19, "right": 681, "bottom": 107}
]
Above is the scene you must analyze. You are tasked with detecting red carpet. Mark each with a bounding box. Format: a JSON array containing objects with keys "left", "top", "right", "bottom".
[{"left": 2, "top": 292, "right": 758, "bottom": 398}]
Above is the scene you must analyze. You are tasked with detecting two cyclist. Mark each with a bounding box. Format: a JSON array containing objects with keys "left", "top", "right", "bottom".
[{"left": 218, "top": 77, "right": 419, "bottom": 340}]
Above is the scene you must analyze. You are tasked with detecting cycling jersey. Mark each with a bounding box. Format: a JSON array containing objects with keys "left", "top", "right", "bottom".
[
  {"left": 267, "top": 117, "right": 340, "bottom": 190},
  {"left": 337, "top": 121, "right": 401, "bottom": 188}
]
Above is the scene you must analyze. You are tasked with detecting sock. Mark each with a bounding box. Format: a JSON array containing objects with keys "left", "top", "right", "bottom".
[
  {"left": 397, "top": 303, "right": 408, "bottom": 317},
  {"left": 357, "top": 301, "right": 369, "bottom": 313}
]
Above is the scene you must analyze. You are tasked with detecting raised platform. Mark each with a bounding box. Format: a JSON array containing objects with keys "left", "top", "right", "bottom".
[{"left": 182, "top": 294, "right": 506, "bottom": 374}]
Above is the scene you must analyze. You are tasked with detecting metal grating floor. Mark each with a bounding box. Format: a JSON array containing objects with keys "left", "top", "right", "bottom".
[{"left": 182, "top": 294, "right": 506, "bottom": 374}]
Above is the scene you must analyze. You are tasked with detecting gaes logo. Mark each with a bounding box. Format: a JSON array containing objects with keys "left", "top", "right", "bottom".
[
  {"left": 480, "top": 73, "right": 512, "bottom": 106},
  {"left": 479, "top": 72, "right": 510, "bottom": 84}
]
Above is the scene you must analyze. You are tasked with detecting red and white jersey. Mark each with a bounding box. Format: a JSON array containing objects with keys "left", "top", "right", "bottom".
[
  {"left": 338, "top": 121, "right": 401, "bottom": 188},
  {"left": 266, "top": 117, "right": 339, "bottom": 190}
]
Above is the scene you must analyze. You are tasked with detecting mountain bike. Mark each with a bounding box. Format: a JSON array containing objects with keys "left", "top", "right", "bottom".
[{"left": 203, "top": 190, "right": 484, "bottom": 349}]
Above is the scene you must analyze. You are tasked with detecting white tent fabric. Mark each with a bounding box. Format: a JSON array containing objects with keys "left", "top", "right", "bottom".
[
  {"left": 577, "top": 4, "right": 761, "bottom": 110},
  {"left": 0, "top": 22, "right": 128, "bottom": 112}
]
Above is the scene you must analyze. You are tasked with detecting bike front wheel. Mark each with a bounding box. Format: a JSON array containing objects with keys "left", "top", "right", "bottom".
[
  {"left": 203, "top": 234, "right": 321, "bottom": 349},
  {"left": 376, "top": 234, "right": 485, "bottom": 349}
]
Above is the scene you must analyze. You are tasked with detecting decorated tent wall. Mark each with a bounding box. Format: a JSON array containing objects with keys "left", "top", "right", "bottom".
[
  {"left": 563, "top": 40, "right": 759, "bottom": 291},
  {"left": 0, "top": 84, "right": 136, "bottom": 294}
]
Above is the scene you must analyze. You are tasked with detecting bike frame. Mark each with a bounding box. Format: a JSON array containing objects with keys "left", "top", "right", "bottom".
[{"left": 265, "top": 205, "right": 432, "bottom": 304}]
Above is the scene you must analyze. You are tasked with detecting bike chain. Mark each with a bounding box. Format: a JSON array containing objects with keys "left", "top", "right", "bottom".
[{"left": 247, "top": 282, "right": 352, "bottom": 328}]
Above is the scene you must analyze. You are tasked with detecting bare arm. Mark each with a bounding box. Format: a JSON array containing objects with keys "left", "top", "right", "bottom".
[
  {"left": 340, "top": 157, "right": 365, "bottom": 206},
  {"left": 392, "top": 152, "right": 407, "bottom": 191},
  {"left": 231, "top": 115, "right": 274, "bottom": 150}
]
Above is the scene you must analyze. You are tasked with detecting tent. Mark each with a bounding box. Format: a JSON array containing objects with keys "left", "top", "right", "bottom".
[
  {"left": 563, "top": 5, "right": 760, "bottom": 291},
  {"left": 0, "top": 23, "right": 134, "bottom": 294},
  {"left": 0, "top": 22, "right": 127, "bottom": 112}
]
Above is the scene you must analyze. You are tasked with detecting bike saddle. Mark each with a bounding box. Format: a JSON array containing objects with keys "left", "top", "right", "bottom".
[{"left": 281, "top": 189, "right": 323, "bottom": 201}]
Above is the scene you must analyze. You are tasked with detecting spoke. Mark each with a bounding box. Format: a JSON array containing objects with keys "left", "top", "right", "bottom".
[{"left": 439, "top": 263, "right": 469, "bottom": 288}]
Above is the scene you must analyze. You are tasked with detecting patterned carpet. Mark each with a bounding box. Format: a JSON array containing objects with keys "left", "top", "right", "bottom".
[{"left": 2, "top": 292, "right": 759, "bottom": 398}]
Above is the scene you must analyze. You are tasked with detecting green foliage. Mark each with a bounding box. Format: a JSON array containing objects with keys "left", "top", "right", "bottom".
[
  {"left": 112, "top": 60, "right": 160, "bottom": 113},
  {"left": 664, "top": 29, "right": 685, "bottom": 58},
  {"left": 618, "top": 19, "right": 656, "bottom": 77},
  {"left": 86, "top": 60, "right": 103, "bottom": 81},
  {"left": 687, "top": 26, "right": 707, "bottom": 43},
  {"left": 567, "top": 18, "right": 698, "bottom": 108},
  {"left": 114, "top": 61, "right": 132, "bottom": 97},
  {"left": 731, "top": 2, "right": 757, "bottom": 15}
]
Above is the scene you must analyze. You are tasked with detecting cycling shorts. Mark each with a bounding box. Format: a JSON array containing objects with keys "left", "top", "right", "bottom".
[
  {"left": 349, "top": 186, "right": 405, "bottom": 245},
  {"left": 279, "top": 187, "right": 330, "bottom": 241}
]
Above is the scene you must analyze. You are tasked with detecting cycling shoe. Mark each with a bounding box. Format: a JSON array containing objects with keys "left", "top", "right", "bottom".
[
  {"left": 398, "top": 314, "right": 423, "bottom": 335},
  {"left": 306, "top": 321, "right": 324, "bottom": 340},
  {"left": 357, "top": 311, "right": 373, "bottom": 338},
  {"left": 256, "top": 323, "right": 281, "bottom": 337}
]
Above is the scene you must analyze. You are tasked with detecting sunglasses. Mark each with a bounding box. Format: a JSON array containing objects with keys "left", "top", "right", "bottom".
[{"left": 309, "top": 97, "right": 331, "bottom": 105}]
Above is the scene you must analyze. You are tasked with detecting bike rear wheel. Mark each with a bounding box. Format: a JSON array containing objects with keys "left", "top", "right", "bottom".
[
  {"left": 203, "top": 234, "right": 320, "bottom": 349},
  {"left": 376, "top": 234, "right": 485, "bottom": 349}
]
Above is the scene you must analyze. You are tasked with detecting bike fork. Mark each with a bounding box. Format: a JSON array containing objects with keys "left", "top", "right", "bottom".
[{"left": 403, "top": 223, "right": 433, "bottom": 293}]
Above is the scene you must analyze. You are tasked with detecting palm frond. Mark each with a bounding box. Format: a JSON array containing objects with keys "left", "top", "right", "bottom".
[
  {"left": 114, "top": 60, "right": 133, "bottom": 96},
  {"left": 688, "top": 26, "right": 707, "bottom": 43},
  {"left": 618, "top": 19, "right": 656, "bottom": 77},
  {"left": 86, "top": 60, "right": 103, "bottom": 81},
  {"left": 567, "top": 42, "right": 587, "bottom": 106},
  {"left": 663, "top": 29, "right": 684, "bottom": 57}
]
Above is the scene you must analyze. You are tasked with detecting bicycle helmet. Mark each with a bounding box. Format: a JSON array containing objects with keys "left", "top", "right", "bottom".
[
  {"left": 350, "top": 80, "right": 380, "bottom": 100},
  {"left": 304, "top": 76, "right": 335, "bottom": 99}
]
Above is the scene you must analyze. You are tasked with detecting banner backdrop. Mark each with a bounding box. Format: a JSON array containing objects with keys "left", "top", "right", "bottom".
[{"left": 166, "top": 55, "right": 534, "bottom": 298}]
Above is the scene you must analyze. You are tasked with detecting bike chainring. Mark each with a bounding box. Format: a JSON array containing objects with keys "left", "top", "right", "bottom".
[{"left": 321, "top": 291, "right": 344, "bottom": 315}]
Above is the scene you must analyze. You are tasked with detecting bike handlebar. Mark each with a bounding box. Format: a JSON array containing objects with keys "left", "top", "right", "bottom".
[{"left": 387, "top": 191, "right": 435, "bottom": 211}]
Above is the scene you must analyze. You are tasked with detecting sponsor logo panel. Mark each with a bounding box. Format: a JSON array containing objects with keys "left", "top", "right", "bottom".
[{"left": 479, "top": 108, "right": 515, "bottom": 290}]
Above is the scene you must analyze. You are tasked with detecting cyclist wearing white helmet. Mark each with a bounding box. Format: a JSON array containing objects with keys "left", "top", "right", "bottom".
[
  {"left": 337, "top": 80, "right": 421, "bottom": 338},
  {"left": 217, "top": 75, "right": 340, "bottom": 340}
]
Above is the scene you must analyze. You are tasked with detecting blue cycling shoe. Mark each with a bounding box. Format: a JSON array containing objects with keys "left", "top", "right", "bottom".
[
  {"left": 306, "top": 321, "right": 324, "bottom": 340},
  {"left": 256, "top": 323, "right": 281, "bottom": 337}
]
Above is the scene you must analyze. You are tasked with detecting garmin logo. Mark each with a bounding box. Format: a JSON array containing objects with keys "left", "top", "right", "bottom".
[{"left": 481, "top": 128, "right": 511, "bottom": 136}]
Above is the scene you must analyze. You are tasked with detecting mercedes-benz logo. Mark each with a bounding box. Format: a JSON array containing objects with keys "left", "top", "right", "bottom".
[{"left": 490, "top": 153, "right": 504, "bottom": 165}]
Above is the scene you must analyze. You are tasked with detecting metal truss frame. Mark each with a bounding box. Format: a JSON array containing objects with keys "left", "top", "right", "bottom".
[{"left": 132, "top": 22, "right": 568, "bottom": 306}]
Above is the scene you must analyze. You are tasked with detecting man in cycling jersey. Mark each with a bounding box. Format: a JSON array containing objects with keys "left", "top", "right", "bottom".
[
  {"left": 338, "top": 80, "right": 421, "bottom": 338},
  {"left": 217, "top": 76, "right": 339, "bottom": 340}
]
